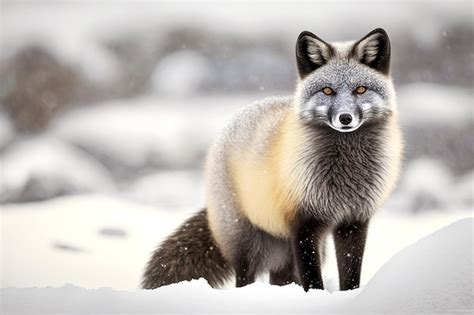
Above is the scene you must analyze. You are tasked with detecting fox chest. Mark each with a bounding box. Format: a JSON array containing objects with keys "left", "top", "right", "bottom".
[
  {"left": 299, "top": 151, "right": 387, "bottom": 223},
  {"left": 300, "top": 125, "right": 402, "bottom": 225}
]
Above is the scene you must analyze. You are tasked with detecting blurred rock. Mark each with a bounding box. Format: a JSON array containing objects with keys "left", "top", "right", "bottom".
[
  {"left": 0, "top": 137, "right": 115, "bottom": 203},
  {"left": 0, "top": 46, "right": 81, "bottom": 132},
  {"left": 0, "top": 111, "right": 14, "bottom": 149}
]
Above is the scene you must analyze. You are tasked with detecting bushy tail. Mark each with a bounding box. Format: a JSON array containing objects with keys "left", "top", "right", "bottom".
[{"left": 142, "top": 209, "right": 233, "bottom": 289}]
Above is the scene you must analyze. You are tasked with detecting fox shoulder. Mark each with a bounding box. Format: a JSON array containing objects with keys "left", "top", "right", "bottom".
[{"left": 206, "top": 96, "right": 307, "bottom": 240}]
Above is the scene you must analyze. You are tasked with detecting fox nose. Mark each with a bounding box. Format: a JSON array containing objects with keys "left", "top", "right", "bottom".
[{"left": 339, "top": 113, "right": 353, "bottom": 125}]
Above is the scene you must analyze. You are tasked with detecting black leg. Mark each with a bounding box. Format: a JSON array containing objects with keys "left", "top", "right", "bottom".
[
  {"left": 270, "top": 259, "right": 296, "bottom": 286},
  {"left": 235, "top": 258, "right": 256, "bottom": 287},
  {"left": 333, "top": 220, "right": 369, "bottom": 291},
  {"left": 291, "top": 217, "right": 327, "bottom": 291}
]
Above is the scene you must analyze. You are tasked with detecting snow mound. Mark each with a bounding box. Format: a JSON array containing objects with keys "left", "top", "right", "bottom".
[
  {"left": 1, "top": 218, "right": 472, "bottom": 313},
  {"left": 0, "top": 281, "right": 357, "bottom": 314},
  {"left": 0, "top": 137, "right": 115, "bottom": 203},
  {"left": 353, "top": 217, "right": 473, "bottom": 313}
]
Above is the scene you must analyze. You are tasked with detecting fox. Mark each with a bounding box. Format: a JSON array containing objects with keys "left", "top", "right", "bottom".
[{"left": 142, "top": 28, "right": 403, "bottom": 292}]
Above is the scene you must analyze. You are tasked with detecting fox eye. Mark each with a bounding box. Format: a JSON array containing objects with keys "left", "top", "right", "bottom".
[
  {"left": 322, "top": 87, "right": 334, "bottom": 96},
  {"left": 356, "top": 86, "right": 367, "bottom": 94}
]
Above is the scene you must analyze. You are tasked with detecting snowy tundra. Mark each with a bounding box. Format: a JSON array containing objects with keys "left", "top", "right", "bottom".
[{"left": 0, "top": 196, "right": 472, "bottom": 313}]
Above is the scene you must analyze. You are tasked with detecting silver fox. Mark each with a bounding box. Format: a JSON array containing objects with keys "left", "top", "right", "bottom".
[{"left": 143, "top": 28, "right": 403, "bottom": 292}]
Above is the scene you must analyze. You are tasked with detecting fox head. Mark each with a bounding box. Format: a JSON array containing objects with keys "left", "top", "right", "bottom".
[{"left": 294, "top": 28, "right": 396, "bottom": 133}]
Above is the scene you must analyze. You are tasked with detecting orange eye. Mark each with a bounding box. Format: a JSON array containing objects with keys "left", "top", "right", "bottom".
[
  {"left": 356, "top": 86, "right": 367, "bottom": 94},
  {"left": 322, "top": 87, "right": 334, "bottom": 96}
]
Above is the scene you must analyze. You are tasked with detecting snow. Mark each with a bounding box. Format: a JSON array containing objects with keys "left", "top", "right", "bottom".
[
  {"left": 0, "top": 281, "right": 357, "bottom": 314},
  {"left": 352, "top": 218, "right": 474, "bottom": 313},
  {"left": 1, "top": 195, "right": 471, "bottom": 291},
  {"left": 1, "top": 209, "right": 472, "bottom": 313},
  {"left": 0, "top": 195, "right": 186, "bottom": 289}
]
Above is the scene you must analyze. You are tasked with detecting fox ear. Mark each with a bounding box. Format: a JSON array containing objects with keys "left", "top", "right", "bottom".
[
  {"left": 296, "top": 31, "right": 334, "bottom": 79},
  {"left": 351, "top": 28, "right": 391, "bottom": 75}
]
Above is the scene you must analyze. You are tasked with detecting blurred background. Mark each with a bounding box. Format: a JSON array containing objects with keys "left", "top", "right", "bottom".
[{"left": 0, "top": 0, "right": 472, "bottom": 290}]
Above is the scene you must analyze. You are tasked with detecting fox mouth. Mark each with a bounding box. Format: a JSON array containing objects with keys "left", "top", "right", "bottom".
[
  {"left": 327, "top": 121, "right": 363, "bottom": 133},
  {"left": 326, "top": 111, "right": 364, "bottom": 133}
]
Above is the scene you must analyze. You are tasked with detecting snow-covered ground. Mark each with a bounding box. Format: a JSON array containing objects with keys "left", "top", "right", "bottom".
[
  {"left": 1, "top": 194, "right": 471, "bottom": 291},
  {"left": 1, "top": 205, "right": 472, "bottom": 313}
]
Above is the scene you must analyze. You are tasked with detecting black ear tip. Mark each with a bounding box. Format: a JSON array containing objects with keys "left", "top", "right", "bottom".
[
  {"left": 371, "top": 28, "right": 389, "bottom": 38},
  {"left": 373, "top": 27, "right": 387, "bottom": 33},
  {"left": 297, "top": 31, "right": 316, "bottom": 41}
]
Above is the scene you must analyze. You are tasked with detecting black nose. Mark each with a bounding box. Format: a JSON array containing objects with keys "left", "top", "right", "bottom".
[{"left": 339, "top": 113, "right": 353, "bottom": 125}]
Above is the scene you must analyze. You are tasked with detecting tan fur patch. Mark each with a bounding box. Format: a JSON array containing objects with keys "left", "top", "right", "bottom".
[{"left": 229, "top": 110, "right": 306, "bottom": 237}]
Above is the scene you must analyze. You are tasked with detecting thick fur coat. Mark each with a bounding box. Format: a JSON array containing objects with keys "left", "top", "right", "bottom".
[{"left": 143, "top": 28, "right": 403, "bottom": 292}]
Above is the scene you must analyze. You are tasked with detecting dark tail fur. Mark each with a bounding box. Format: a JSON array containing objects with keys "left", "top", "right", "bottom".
[{"left": 142, "top": 209, "right": 233, "bottom": 289}]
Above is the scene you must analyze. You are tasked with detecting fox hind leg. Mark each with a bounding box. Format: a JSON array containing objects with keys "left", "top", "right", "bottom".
[
  {"left": 235, "top": 256, "right": 257, "bottom": 287},
  {"left": 270, "top": 258, "right": 296, "bottom": 286}
]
